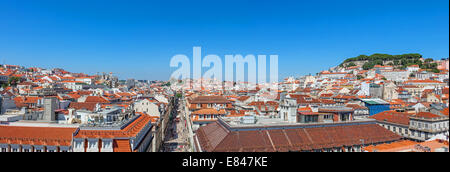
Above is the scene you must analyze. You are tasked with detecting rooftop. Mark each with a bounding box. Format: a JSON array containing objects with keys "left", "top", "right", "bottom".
[
  {"left": 361, "top": 98, "right": 389, "bottom": 105},
  {"left": 0, "top": 125, "right": 78, "bottom": 146},
  {"left": 195, "top": 118, "right": 401, "bottom": 152},
  {"left": 220, "top": 115, "right": 377, "bottom": 130}
]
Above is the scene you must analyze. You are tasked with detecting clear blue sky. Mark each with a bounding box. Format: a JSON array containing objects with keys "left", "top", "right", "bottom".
[{"left": 0, "top": 0, "right": 448, "bottom": 80}]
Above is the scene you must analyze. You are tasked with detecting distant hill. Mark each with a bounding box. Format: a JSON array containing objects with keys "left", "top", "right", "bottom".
[{"left": 338, "top": 53, "right": 437, "bottom": 71}]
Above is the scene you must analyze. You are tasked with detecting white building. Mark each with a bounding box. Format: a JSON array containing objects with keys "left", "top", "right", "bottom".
[{"left": 134, "top": 99, "right": 161, "bottom": 117}]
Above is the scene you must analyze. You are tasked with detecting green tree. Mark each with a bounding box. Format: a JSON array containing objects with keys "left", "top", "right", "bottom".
[
  {"left": 431, "top": 68, "right": 440, "bottom": 73},
  {"left": 424, "top": 58, "right": 434, "bottom": 63},
  {"left": 362, "top": 62, "right": 373, "bottom": 70},
  {"left": 346, "top": 62, "right": 356, "bottom": 67},
  {"left": 393, "top": 60, "right": 399, "bottom": 65},
  {"left": 8, "top": 76, "right": 20, "bottom": 87}
]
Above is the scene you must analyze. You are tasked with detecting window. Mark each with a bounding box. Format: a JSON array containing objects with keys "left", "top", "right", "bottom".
[{"left": 89, "top": 142, "right": 96, "bottom": 148}]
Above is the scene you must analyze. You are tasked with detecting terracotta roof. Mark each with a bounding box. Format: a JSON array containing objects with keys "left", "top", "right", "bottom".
[
  {"left": 413, "top": 112, "right": 442, "bottom": 119},
  {"left": 345, "top": 104, "right": 368, "bottom": 110},
  {"left": 364, "top": 139, "right": 449, "bottom": 152},
  {"left": 405, "top": 80, "right": 443, "bottom": 84},
  {"left": 69, "top": 102, "right": 98, "bottom": 111},
  {"left": 113, "top": 139, "right": 132, "bottom": 152},
  {"left": 76, "top": 90, "right": 92, "bottom": 95},
  {"left": 17, "top": 82, "right": 36, "bottom": 86},
  {"left": 364, "top": 140, "right": 418, "bottom": 152},
  {"left": 237, "top": 96, "right": 251, "bottom": 102},
  {"left": 13, "top": 96, "right": 41, "bottom": 104},
  {"left": 320, "top": 99, "right": 337, "bottom": 104},
  {"left": 369, "top": 110, "right": 411, "bottom": 126},
  {"left": 192, "top": 108, "right": 227, "bottom": 115},
  {"left": 85, "top": 96, "right": 110, "bottom": 104},
  {"left": 67, "top": 94, "right": 81, "bottom": 99},
  {"left": 298, "top": 107, "right": 312, "bottom": 112},
  {"left": 190, "top": 96, "right": 230, "bottom": 104},
  {"left": 440, "top": 108, "right": 449, "bottom": 117},
  {"left": 195, "top": 122, "right": 402, "bottom": 152},
  {"left": 115, "top": 92, "right": 134, "bottom": 97},
  {"left": 74, "top": 114, "right": 152, "bottom": 139},
  {"left": 319, "top": 93, "right": 334, "bottom": 98},
  {"left": 0, "top": 126, "right": 77, "bottom": 146},
  {"left": 443, "top": 88, "right": 449, "bottom": 94}
]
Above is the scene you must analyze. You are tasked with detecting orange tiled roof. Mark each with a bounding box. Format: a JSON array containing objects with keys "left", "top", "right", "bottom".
[
  {"left": 192, "top": 108, "right": 226, "bottom": 115},
  {"left": 298, "top": 107, "right": 312, "bottom": 112},
  {"left": 364, "top": 140, "right": 418, "bottom": 152},
  {"left": 440, "top": 108, "right": 449, "bottom": 116},
  {"left": 364, "top": 139, "right": 449, "bottom": 152},
  {"left": 74, "top": 114, "right": 152, "bottom": 139},
  {"left": 413, "top": 112, "right": 442, "bottom": 119},
  {"left": 0, "top": 126, "right": 77, "bottom": 146},
  {"left": 113, "top": 139, "right": 132, "bottom": 152},
  {"left": 69, "top": 102, "right": 98, "bottom": 111},
  {"left": 85, "top": 96, "right": 110, "bottom": 104},
  {"left": 13, "top": 96, "right": 41, "bottom": 103},
  {"left": 369, "top": 110, "right": 412, "bottom": 126},
  {"left": 405, "top": 80, "right": 443, "bottom": 84}
]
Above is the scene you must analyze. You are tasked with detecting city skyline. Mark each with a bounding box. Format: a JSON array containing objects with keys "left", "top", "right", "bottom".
[
  {"left": 1, "top": 0, "right": 449, "bottom": 81},
  {"left": 1, "top": 0, "right": 449, "bottom": 159}
]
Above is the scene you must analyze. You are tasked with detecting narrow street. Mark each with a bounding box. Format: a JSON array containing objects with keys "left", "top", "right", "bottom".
[{"left": 162, "top": 94, "right": 193, "bottom": 152}]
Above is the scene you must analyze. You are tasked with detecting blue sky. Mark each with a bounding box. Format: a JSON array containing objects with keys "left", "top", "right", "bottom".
[{"left": 0, "top": 0, "right": 448, "bottom": 80}]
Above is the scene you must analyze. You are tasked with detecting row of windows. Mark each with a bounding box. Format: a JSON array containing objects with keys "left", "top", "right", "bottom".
[
  {"left": 382, "top": 124, "right": 409, "bottom": 135},
  {"left": 411, "top": 121, "right": 449, "bottom": 130},
  {"left": 196, "top": 104, "right": 225, "bottom": 108},
  {"left": 197, "top": 114, "right": 222, "bottom": 119},
  {"left": 1, "top": 147, "right": 67, "bottom": 152}
]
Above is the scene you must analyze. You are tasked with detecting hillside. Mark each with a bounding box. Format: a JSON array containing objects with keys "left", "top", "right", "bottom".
[{"left": 339, "top": 53, "right": 438, "bottom": 72}]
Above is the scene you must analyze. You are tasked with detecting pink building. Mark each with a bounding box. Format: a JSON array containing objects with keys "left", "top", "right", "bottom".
[{"left": 437, "top": 59, "right": 449, "bottom": 70}]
